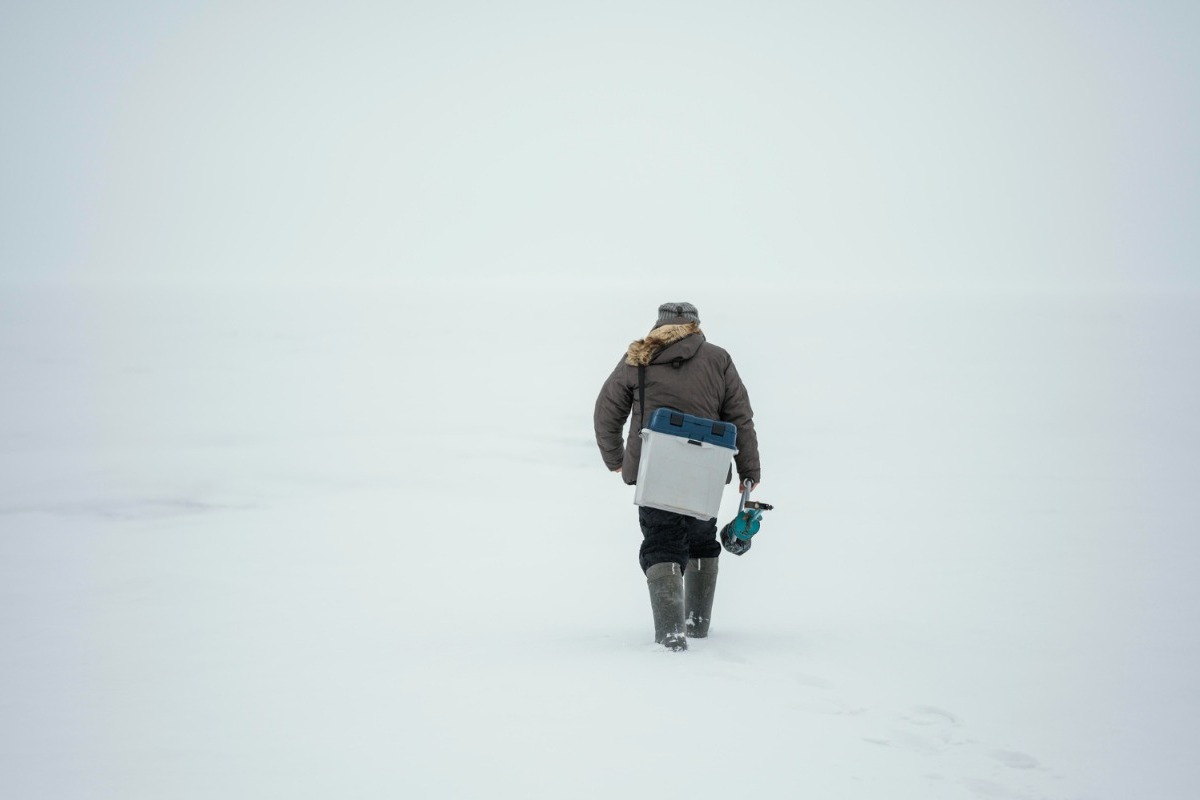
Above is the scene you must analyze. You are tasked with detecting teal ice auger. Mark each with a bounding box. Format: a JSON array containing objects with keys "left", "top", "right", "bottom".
[{"left": 720, "top": 479, "right": 775, "bottom": 556}]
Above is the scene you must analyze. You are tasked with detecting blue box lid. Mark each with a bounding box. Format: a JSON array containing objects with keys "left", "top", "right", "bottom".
[{"left": 646, "top": 407, "right": 737, "bottom": 450}]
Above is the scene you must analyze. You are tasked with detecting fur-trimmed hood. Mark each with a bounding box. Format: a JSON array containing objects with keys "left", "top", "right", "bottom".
[{"left": 624, "top": 322, "right": 702, "bottom": 366}]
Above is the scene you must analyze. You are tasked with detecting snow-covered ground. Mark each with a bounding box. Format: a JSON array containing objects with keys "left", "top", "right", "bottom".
[
  {"left": 2, "top": 281, "right": 1196, "bottom": 798},
  {"left": 3, "top": 0, "right": 1197, "bottom": 794}
]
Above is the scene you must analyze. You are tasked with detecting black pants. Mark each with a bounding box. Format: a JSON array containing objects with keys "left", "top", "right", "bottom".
[{"left": 638, "top": 507, "right": 722, "bottom": 573}]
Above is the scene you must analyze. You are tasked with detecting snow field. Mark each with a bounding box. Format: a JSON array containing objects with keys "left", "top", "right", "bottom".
[{"left": 2, "top": 282, "right": 1198, "bottom": 798}]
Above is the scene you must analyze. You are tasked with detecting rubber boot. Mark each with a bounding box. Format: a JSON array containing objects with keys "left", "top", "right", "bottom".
[
  {"left": 645, "top": 562, "right": 687, "bottom": 651},
  {"left": 685, "top": 557, "right": 719, "bottom": 638}
]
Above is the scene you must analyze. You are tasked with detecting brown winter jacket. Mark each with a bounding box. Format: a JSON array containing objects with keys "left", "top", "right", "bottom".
[{"left": 593, "top": 323, "right": 761, "bottom": 486}]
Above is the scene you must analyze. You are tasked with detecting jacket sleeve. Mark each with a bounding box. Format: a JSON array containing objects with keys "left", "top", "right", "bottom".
[
  {"left": 594, "top": 358, "right": 633, "bottom": 471},
  {"left": 719, "top": 359, "right": 761, "bottom": 484}
]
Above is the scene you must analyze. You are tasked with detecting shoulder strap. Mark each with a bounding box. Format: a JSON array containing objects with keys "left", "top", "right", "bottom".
[{"left": 638, "top": 365, "right": 646, "bottom": 431}]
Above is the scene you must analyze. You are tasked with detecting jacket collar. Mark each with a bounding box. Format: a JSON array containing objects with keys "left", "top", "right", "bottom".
[{"left": 625, "top": 323, "right": 703, "bottom": 366}]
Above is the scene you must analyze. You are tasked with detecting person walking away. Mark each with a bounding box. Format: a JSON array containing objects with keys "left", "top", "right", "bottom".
[{"left": 593, "top": 302, "right": 761, "bottom": 651}]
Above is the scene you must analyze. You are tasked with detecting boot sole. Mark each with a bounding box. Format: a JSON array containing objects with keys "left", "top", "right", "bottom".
[{"left": 661, "top": 634, "right": 688, "bottom": 651}]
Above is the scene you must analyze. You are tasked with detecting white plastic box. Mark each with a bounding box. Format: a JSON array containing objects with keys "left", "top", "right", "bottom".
[{"left": 633, "top": 409, "right": 738, "bottom": 520}]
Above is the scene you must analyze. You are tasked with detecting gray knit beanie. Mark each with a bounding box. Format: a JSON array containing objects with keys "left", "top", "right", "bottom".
[{"left": 654, "top": 302, "right": 700, "bottom": 329}]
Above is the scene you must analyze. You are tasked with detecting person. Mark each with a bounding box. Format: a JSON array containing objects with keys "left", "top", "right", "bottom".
[{"left": 593, "top": 302, "right": 761, "bottom": 651}]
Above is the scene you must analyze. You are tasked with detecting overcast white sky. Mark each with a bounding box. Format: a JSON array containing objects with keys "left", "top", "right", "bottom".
[{"left": 2, "top": 0, "right": 1196, "bottom": 291}]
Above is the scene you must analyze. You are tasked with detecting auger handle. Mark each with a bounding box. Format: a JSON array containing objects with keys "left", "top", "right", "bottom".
[
  {"left": 738, "top": 479, "right": 774, "bottom": 513},
  {"left": 737, "top": 479, "right": 754, "bottom": 514}
]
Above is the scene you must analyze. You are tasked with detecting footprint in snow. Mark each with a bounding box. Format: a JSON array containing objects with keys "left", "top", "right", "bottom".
[
  {"left": 901, "top": 705, "right": 960, "bottom": 727},
  {"left": 868, "top": 707, "right": 1051, "bottom": 796},
  {"left": 877, "top": 705, "right": 968, "bottom": 755}
]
